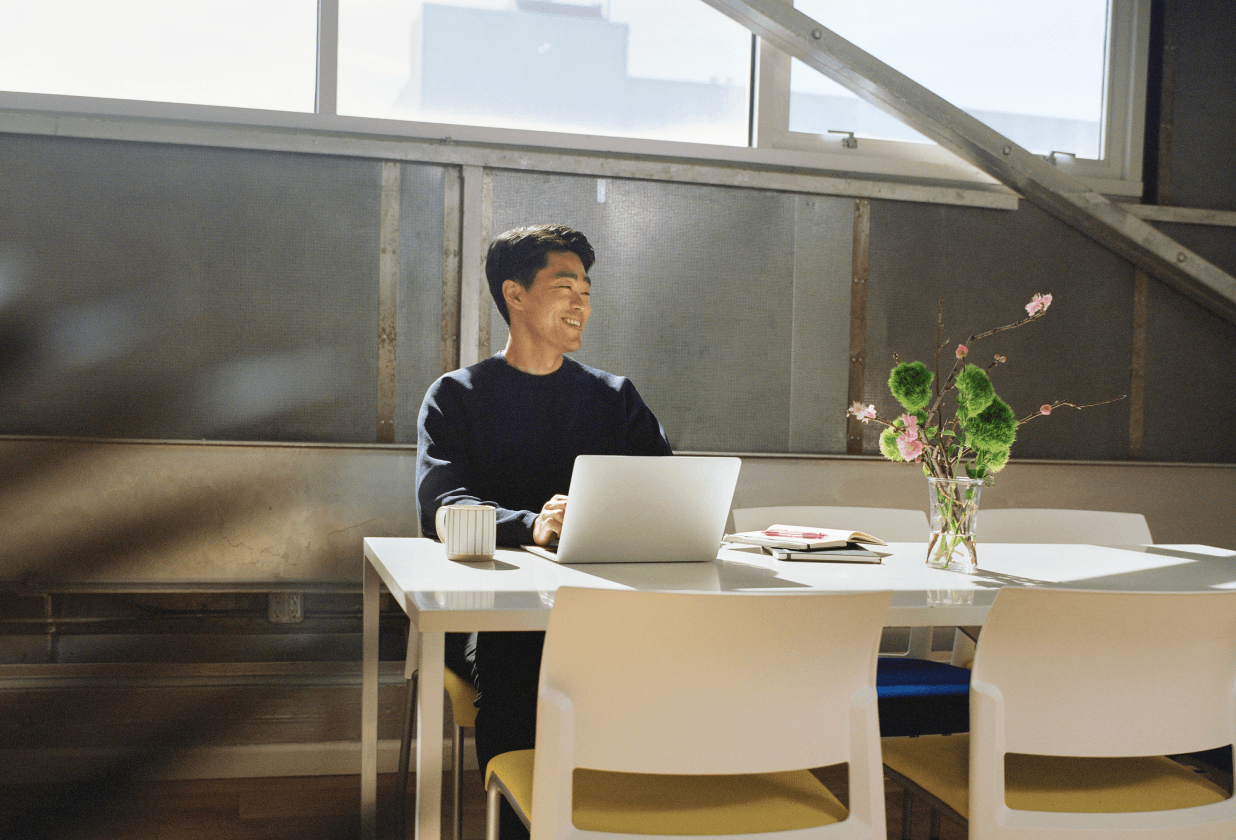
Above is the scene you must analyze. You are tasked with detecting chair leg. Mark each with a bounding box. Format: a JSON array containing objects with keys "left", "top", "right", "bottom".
[
  {"left": 396, "top": 671, "right": 418, "bottom": 840},
  {"left": 906, "top": 625, "right": 934, "bottom": 659},
  {"left": 901, "top": 788, "right": 914, "bottom": 840},
  {"left": 452, "top": 722, "right": 466, "bottom": 840},
  {"left": 929, "top": 806, "right": 941, "bottom": 840},
  {"left": 485, "top": 780, "right": 503, "bottom": 840}
]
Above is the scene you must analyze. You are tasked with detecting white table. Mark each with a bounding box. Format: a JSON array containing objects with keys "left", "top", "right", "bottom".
[{"left": 360, "top": 538, "right": 1236, "bottom": 839}]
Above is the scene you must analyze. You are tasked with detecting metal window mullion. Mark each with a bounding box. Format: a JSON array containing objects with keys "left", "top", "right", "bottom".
[
  {"left": 751, "top": 33, "right": 790, "bottom": 147},
  {"left": 316, "top": 0, "right": 339, "bottom": 116}
]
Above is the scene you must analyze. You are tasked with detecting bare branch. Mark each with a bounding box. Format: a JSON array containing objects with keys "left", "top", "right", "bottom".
[{"left": 1017, "top": 394, "right": 1128, "bottom": 425}]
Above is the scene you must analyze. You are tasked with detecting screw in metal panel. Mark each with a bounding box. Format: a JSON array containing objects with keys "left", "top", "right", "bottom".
[
  {"left": 268, "top": 592, "right": 304, "bottom": 624},
  {"left": 812, "top": 28, "right": 823, "bottom": 39}
]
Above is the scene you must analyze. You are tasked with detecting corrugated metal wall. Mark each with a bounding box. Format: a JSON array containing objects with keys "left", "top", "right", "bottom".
[{"left": 2, "top": 131, "right": 1233, "bottom": 461}]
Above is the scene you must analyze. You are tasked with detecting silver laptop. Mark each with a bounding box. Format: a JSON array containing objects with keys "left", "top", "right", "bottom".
[{"left": 523, "top": 455, "right": 742, "bottom": 564}]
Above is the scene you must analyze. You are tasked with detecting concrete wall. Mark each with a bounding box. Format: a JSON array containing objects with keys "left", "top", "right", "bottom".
[{"left": 4, "top": 438, "right": 1231, "bottom": 591}]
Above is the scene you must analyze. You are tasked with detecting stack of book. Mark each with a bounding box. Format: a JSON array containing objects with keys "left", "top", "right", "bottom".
[{"left": 722, "top": 524, "right": 888, "bottom": 563}]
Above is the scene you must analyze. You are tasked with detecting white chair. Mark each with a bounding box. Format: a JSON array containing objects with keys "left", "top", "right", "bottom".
[
  {"left": 485, "top": 586, "right": 893, "bottom": 840},
  {"left": 978, "top": 508, "right": 1152, "bottom": 545},
  {"left": 948, "top": 508, "right": 1154, "bottom": 669},
  {"left": 883, "top": 587, "right": 1236, "bottom": 839},
  {"left": 731, "top": 506, "right": 935, "bottom": 658}
]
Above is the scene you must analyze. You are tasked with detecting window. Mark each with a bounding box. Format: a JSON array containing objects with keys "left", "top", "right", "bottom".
[
  {"left": 755, "top": 0, "right": 1147, "bottom": 195},
  {"left": 0, "top": 0, "right": 1148, "bottom": 196},
  {"left": 0, "top": 0, "right": 318, "bottom": 112},
  {"left": 788, "top": 0, "right": 1107, "bottom": 159},
  {"left": 337, "top": 0, "right": 753, "bottom": 146}
]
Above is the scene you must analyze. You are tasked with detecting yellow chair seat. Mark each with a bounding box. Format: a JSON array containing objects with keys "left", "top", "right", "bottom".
[
  {"left": 443, "top": 666, "right": 478, "bottom": 728},
  {"left": 486, "top": 749, "right": 850, "bottom": 835},
  {"left": 882, "top": 734, "right": 1229, "bottom": 818}
]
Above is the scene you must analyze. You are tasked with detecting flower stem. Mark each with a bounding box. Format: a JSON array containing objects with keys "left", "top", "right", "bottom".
[{"left": 1017, "top": 394, "right": 1127, "bottom": 425}]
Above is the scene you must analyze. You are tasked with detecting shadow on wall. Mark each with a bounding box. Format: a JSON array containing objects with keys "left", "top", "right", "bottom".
[{"left": 0, "top": 283, "right": 398, "bottom": 838}]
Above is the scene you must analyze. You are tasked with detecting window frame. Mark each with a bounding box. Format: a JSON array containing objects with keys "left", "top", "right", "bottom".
[
  {"left": 0, "top": 0, "right": 1149, "bottom": 198},
  {"left": 752, "top": 0, "right": 1150, "bottom": 196}
]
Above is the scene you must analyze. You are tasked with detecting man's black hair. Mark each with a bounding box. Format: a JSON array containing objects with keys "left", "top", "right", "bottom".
[{"left": 485, "top": 224, "right": 595, "bottom": 324}]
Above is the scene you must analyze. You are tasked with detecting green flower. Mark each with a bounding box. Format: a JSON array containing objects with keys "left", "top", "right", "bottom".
[
  {"left": 978, "top": 446, "right": 1010, "bottom": 473},
  {"left": 965, "top": 396, "right": 1017, "bottom": 452},
  {"left": 879, "top": 426, "right": 905, "bottom": 461},
  {"left": 889, "top": 361, "right": 934, "bottom": 411},
  {"left": 956, "top": 364, "right": 995, "bottom": 415}
]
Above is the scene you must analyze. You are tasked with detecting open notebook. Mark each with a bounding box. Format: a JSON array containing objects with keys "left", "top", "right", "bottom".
[{"left": 523, "top": 455, "right": 742, "bottom": 564}]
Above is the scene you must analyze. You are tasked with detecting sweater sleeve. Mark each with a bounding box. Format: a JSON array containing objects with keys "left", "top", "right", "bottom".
[
  {"left": 415, "top": 378, "right": 538, "bottom": 544},
  {"left": 620, "top": 378, "right": 674, "bottom": 456}
]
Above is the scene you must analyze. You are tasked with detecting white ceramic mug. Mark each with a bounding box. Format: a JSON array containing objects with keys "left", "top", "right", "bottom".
[{"left": 442, "top": 504, "right": 496, "bottom": 560}]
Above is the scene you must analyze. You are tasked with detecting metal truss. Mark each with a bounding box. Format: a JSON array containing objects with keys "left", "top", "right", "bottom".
[{"left": 701, "top": 0, "right": 1236, "bottom": 323}]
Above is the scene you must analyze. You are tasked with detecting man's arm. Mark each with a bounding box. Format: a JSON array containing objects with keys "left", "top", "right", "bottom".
[
  {"left": 620, "top": 378, "right": 674, "bottom": 456},
  {"left": 416, "top": 379, "right": 539, "bottom": 544}
]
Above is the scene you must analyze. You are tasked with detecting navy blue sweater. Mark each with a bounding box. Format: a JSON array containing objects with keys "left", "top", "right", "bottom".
[{"left": 416, "top": 354, "right": 673, "bottom": 546}]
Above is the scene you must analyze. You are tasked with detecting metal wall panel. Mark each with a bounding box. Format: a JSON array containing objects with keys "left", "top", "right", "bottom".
[
  {"left": 394, "top": 164, "right": 448, "bottom": 443},
  {"left": 864, "top": 200, "right": 1134, "bottom": 462},
  {"left": 789, "top": 194, "right": 853, "bottom": 452},
  {"left": 1142, "top": 277, "right": 1236, "bottom": 462},
  {"left": 1139, "top": 220, "right": 1236, "bottom": 459},
  {"left": 1148, "top": 222, "right": 1236, "bottom": 278},
  {"left": 3, "top": 134, "right": 1232, "bottom": 462},
  {"left": 1158, "top": 2, "right": 1236, "bottom": 211},
  {"left": 0, "top": 134, "right": 379, "bottom": 442},
  {"left": 488, "top": 171, "right": 852, "bottom": 453}
]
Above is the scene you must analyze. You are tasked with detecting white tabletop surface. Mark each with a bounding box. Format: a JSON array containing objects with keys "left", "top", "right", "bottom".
[
  {"left": 358, "top": 537, "right": 1236, "bottom": 840},
  {"left": 363, "top": 538, "right": 1236, "bottom": 633}
]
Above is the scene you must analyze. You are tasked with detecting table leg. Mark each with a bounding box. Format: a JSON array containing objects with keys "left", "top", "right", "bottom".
[
  {"left": 362, "top": 558, "right": 380, "bottom": 840},
  {"left": 417, "top": 630, "right": 445, "bottom": 840}
]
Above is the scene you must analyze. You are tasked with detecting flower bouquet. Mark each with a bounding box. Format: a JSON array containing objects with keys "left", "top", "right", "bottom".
[{"left": 847, "top": 293, "right": 1123, "bottom": 572}]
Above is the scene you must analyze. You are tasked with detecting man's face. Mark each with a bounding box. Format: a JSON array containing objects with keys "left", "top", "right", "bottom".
[{"left": 511, "top": 250, "right": 591, "bottom": 354}]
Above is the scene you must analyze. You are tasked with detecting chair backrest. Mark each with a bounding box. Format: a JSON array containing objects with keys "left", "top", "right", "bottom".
[
  {"left": 978, "top": 508, "right": 1152, "bottom": 545},
  {"left": 530, "top": 587, "right": 893, "bottom": 837},
  {"left": 731, "top": 505, "right": 928, "bottom": 541},
  {"left": 972, "top": 588, "right": 1236, "bottom": 758}
]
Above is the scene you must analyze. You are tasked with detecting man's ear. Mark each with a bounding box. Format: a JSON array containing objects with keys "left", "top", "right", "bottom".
[{"left": 502, "top": 279, "right": 523, "bottom": 313}]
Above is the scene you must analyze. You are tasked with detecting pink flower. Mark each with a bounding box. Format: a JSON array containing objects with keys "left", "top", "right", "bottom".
[
  {"left": 896, "top": 414, "right": 923, "bottom": 461},
  {"left": 955, "top": 344, "right": 968, "bottom": 359},
  {"left": 1040, "top": 404, "right": 1052, "bottom": 415},
  {"left": 848, "top": 402, "right": 877, "bottom": 423},
  {"left": 897, "top": 433, "right": 924, "bottom": 461},
  {"left": 1025, "top": 293, "right": 1053, "bottom": 316}
]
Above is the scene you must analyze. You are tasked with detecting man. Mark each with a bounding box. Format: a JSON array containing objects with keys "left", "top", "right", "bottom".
[{"left": 416, "top": 224, "right": 672, "bottom": 837}]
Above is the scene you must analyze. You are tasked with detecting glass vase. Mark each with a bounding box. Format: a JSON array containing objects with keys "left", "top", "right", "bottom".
[{"left": 926, "top": 477, "right": 982, "bottom": 574}]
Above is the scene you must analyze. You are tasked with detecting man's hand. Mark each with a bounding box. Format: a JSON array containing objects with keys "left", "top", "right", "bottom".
[{"left": 532, "top": 494, "right": 568, "bottom": 546}]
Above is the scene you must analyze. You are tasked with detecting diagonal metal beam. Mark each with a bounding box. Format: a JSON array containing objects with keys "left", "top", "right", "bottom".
[{"left": 701, "top": 0, "right": 1236, "bottom": 323}]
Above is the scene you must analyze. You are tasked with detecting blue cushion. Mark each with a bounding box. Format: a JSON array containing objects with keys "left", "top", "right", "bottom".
[
  {"left": 876, "top": 657, "right": 971, "bottom": 738},
  {"left": 876, "top": 657, "right": 971, "bottom": 698}
]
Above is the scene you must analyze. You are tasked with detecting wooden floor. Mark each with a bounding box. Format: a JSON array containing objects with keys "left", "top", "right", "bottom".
[
  {"left": 11, "top": 753, "right": 1225, "bottom": 839},
  {"left": 0, "top": 767, "right": 964, "bottom": 840}
]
